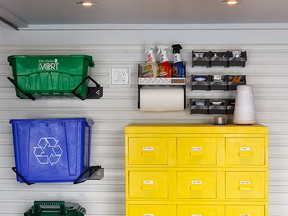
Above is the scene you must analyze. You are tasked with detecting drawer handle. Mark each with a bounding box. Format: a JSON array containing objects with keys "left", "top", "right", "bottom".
[
  {"left": 190, "top": 147, "right": 203, "bottom": 157},
  {"left": 239, "top": 147, "right": 253, "bottom": 157},
  {"left": 141, "top": 146, "right": 155, "bottom": 157},
  {"left": 141, "top": 151, "right": 155, "bottom": 157},
  {"left": 191, "top": 214, "right": 202, "bottom": 216},
  {"left": 142, "top": 180, "right": 155, "bottom": 190},
  {"left": 239, "top": 180, "right": 252, "bottom": 191},
  {"left": 190, "top": 180, "right": 203, "bottom": 190},
  {"left": 239, "top": 214, "right": 250, "bottom": 216},
  {"left": 143, "top": 214, "right": 154, "bottom": 216}
]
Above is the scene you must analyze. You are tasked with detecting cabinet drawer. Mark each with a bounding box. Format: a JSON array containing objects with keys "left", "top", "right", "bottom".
[
  {"left": 178, "top": 205, "right": 217, "bottom": 216},
  {"left": 226, "top": 205, "right": 265, "bottom": 216},
  {"left": 177, "top": 138, "right": 217, "bottom": 165},
  {"left": 177, "top": 172, "right": 217, "bottom": 198},
  {"left": 129, "top": 205, "right": 169, "bottom": 216},
  {"left": 129, "top": 171, "right": 169, "bottom": 198},
  {"left": 225, "top": 138, "right": 265, "bottom": 165},
  {"left": 128, "top": 138, "right": 168, "bottom": 165},
  {"left": 226, "top": 172, "right": 266, "bottom": 199}
]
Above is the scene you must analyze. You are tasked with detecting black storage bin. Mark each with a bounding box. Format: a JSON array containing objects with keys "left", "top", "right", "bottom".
[
  {"left": 190, "top": 99, "right": 209, "bottom": 114},
  {"left": 228, "top": 75, "right": 246, "bottom": 90},
  {"left": 191, "top": 75, "right": 210, "bottom": 91},
  {"left": 192, "top": 51, "right": 211, "bottom": 67},
  {"left": 208, "top": 99, "right": 227, "bottom": 114},
  {"left": 226, "top": 99, "right": 236, "bottom": 114},
  {"left": 210, "top": 75, "right": 228, "bottom": 91},
  {"left": 229, "top": 51, "right": 247, "bottom": 67},
  {"left": 210, "top": 51, "right": 229, "bottom": 67}
]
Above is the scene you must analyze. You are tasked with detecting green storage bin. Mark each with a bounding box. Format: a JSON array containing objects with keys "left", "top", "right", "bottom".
[
  {"left": 24, "top": 201, "right": 86, "bottom": 216},
  {"left": 7, "top": 55, "right": 94, "bottom": 99}
]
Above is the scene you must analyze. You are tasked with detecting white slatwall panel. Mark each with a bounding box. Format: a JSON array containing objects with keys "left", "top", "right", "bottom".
[{"left": 1, "top": 25, "right": 288, "bottom": 215}]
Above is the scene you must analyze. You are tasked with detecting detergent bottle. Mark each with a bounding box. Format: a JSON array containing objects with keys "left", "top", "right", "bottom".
[
  {"left": 141, "top": 46, "right": 159, "bottom": 77},
  {"left": 172, "top": 44, "right": 186, "bottom": 77},
  {"left": 157, "top": 46, "right": 172, "bottom": 77}
]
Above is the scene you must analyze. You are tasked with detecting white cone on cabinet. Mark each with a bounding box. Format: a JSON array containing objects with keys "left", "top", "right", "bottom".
[{"left": 233, "top": 85, "right": 257, "bottom": 124}]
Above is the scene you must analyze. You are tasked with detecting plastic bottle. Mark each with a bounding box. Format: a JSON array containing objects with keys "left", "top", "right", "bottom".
[
  {"left": 141, "top": 46, "right": 159, "bottom": 77},
  {"left": 157, "top": 46, "right": 172, "bottom": 77},
  {"left": 172, "top": 44, "right": 186, "bottom": 77}
]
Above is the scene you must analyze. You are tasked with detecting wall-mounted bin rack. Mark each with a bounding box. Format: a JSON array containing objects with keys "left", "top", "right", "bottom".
[
  {"left": 190, "top": 99, "right": 235, "bottom": 114},
  {"left": 191, "top": 75, "right": 246, "bottom": 91},
  {"left": 7, "top": 55, "right": 103, "bottom": 100},
  {"left": 138, "top": 64, "right": 186, "bottom": 109},
  {"left": 192, "top": 51, "right": 247, "bottom": 67}
]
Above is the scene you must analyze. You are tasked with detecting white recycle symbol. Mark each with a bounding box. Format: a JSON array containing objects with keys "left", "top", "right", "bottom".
[{"left": 33, "top": 137, "right": 63, "bottom": 165}]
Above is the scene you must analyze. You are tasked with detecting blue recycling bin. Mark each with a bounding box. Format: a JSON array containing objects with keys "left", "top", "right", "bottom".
[{"left": 9, "top": 118, "right": 93, "bottom": 184}]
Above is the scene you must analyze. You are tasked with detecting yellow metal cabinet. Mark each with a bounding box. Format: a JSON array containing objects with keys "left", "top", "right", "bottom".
[{"left": 125, "top": 124, "right": 268, "bottom": 216}]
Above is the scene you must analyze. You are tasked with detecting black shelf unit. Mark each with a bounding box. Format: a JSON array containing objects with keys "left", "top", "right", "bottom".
[{"left": 192, "top": 51, "right": 247, "bottom": 68}]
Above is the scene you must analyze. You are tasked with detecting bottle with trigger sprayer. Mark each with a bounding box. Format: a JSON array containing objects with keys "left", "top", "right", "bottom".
[
  {"left": 141, "top": 46, "right": 159, "bottom": 77},
  {"left": 172, "top": 44, "right": 185, "bottom": 77},
  {"left": 157, "top": 46, "right": 172, "bottom": 77}
]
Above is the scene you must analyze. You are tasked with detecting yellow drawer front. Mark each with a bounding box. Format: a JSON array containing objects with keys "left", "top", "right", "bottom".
[
  {"left": 226, "top": 138, "right": 265, "bottom": 165},
  {"left": 128, "top": 138, "right": 168, "bottom": 165},
  {"left": 177, "top": 138, "right": 217, "bottom": 165},
  {"left": 178, "top": 205, "right": 217, "bottom": 216},
  {"left": 129, "top": 205, "right": 169, "bottom": 216},
  {"left": 177, "top": 172, "right": 217, "bottom": 198},
  {"left": 226, "top": 172, "right": 266, "bottom": 199},
  {"left": 129, "top": 171, "right": 168, "bottom": 198},
  {"left": 226, "top": 205, "right": 265, "bottom": 216}
]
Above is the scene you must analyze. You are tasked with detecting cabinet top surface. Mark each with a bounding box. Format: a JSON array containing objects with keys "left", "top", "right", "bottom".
[{"left": 125, "top": 124, "right": 268, "bottom": 134}]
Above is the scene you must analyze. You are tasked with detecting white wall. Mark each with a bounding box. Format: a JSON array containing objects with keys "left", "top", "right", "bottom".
[{"left": 1, "top": 23, "right": 288, "bottom": 215}]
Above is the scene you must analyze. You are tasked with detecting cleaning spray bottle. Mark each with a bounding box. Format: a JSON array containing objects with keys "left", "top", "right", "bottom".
[
  {"left": 141, "top": 46, "right": 159, "bottom": 77},
  {"left": 172, "top": 44, "right": 185, "bottom": 77},
  {"left": 157, "top": 46, "right": 172, "bottom": 77}
]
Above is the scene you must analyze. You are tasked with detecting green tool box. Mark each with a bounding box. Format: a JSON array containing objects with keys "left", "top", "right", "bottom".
[
  {"left": 24, "top": 201, "right": 86, "bottom": 216},
  {"left": 7, "top": 55, "right": 95, "bottom": 100}
]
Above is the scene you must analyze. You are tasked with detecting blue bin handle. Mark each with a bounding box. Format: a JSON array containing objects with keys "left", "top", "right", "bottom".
[{"left": 12, "top": 167, "right": 34, "bottom": 185}]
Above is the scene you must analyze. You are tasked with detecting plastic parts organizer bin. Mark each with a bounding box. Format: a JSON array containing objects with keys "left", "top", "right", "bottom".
[
  {"left": 7, "top": 55, "right": 95, "bottom": 99},
  {"left": 10, "top": 118, "right": 95, "bottom": 184},
  {"left": 24, "top": 201, "right": 86, "bottom": 216}
]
